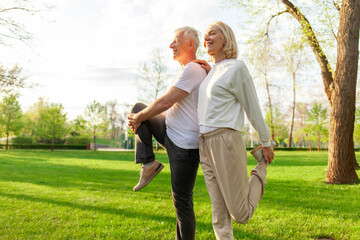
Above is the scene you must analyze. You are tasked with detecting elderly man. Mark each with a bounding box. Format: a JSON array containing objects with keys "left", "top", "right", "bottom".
[{"left": 128, "top": 26, "right": 206, "bottom": 240}]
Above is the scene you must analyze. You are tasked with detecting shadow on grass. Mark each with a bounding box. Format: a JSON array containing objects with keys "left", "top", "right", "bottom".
[
  {"left": 268, "top": 154, "right": 328, "bottom": 167},
  {"left": 0, "top": 150, "right": 333, "bottom": 166},
  {"left": 2, "top": 151, "right": 359, "bottom": 220},
  {"left": 0, "top": 191, "right": 278, "bottom": 240},
  {"left": 0, "top": 150, "right": 140, "bottom": 163},
  {"left": 1, "top": 150, "right": 359, "bottom": 239},
  {"left": 0, "top": 152, "right": 211, "bottom": 201},
  {"left": 262, "top": 178, "right": 360, "bottom": 221},
  {"left": 0, "top": 160, "right": 168, "bottom": 192}
]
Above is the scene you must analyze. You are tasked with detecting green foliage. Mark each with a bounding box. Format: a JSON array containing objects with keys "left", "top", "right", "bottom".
[
  {"left": 303, "top": 102, "right": 329, "bottom": 146},
  {"left": 126, "top": 127, "right": 135, "bottom": 139},
  {"left": 21, "top": 97, "right": 47, "bottom": 136},
  {"left": 11, "top": 136, "right": 35, "bottom": 144},
  {"left": 265, "top": 106, "right": 288, "bottom": 145},
  {"left": 85, "top": 100, "right": 108, "bottom": 137},
  {"left": 353, "top": 108, "right": 360, "bottom": 145},
  {"left": 0, "top": 94, "right": 24, "bottom": 141},
  {"left": 292, "top": 128, "right": 307, "bottom": 146},
  {"left": 69, "top": 115, "right": 90, "bottom": 137},
  {"left": 66, "top": 136, "right": 91, "bottom": 145},
  {"left": 0, "top": 150, "right": 359, "bottom": 239},
  {"left": 33, "top": 103, "right": 68, "bottom": 144}
]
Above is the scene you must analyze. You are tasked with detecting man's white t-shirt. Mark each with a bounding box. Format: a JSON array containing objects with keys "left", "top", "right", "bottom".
[{"left": 165, "top": 62, "right": 206, "bottom": 149}]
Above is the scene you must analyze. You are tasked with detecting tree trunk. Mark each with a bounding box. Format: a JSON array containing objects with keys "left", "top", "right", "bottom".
[
  {"left": 326, "top": 0, "right": 359, "bottom": 183},
  {"left": 119, "top": 128, "right": 123, "bottom": 149},
  {"left": 288, "top": 72, "right": 296, "bottom": 148},
  {"left": 51, "top": 138, "right": 54, "bottom": 152},
  {"left": 94, "top": 133, "right": 96, "bottom": 151},
  {"left": 317, "top": 134, "right": 320, "bottom": 152},
  {"left": 281, "top": 0, "right": 359, "bottom": 183},
  {"left": 6, "top": 132, "right": 9, "bottom": 150},
  {"left": 309, "top": 140, "right": 312, "bottom": 152},
  {"left": 265, "top": 73, "right": 275, "bottom": 141}
]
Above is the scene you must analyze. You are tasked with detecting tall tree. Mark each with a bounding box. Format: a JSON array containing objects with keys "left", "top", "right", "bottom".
[
  {"left": 105, "top": 100, "right": 120, "bottom": 140},
  {"left": 292, "top": 102, "right": 309, "bottom": 147},
  {"left": 246, "top": 31, "right": 277, "bottom": 141},
  {"left": 137, "top": 48, "right": 170, "bottom": 150},
  {"left": 34, "top": 103, "right": 68, "bottom": 151},
  {"left": 265, "top": 106, "right": 288, "bottom": 145},
  {"left": 0, "top": 94, "right": 23, "bottom": 150},
  {"left": 137, "top": 48, "right": 170, "bottom": 104},
  {"left": 85, "top": 100, "right": 107, "bottom": 151},
  {"left": 118, "top": 103, "right": 131, "bottom": 148},
  {"left": 280, "top": 36, "right": 306, "bottom": 148},
  {"left": 304, "top": 102, "right": 329, "bottom": 151},
  {"left": 231, "top": 0, "right": 360, "bottom": 183},
  {"left": 22, "top": 97, "right": 47, "bottom": 136},
  {"left": 68, "top": 115, "right": 90, "bottom": 145},
  {"left": 70, "top": 115, "right": 89, "bottom": 137}
]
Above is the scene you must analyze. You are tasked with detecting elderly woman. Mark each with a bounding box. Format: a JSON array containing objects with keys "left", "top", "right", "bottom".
[{"left": 194, "top": 21, "right": 274, "bottom": 240}]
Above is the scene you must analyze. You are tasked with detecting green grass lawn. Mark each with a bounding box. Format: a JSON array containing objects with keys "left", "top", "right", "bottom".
[{"left": 0, "top": 150, "right": 359, "bottom": 240}]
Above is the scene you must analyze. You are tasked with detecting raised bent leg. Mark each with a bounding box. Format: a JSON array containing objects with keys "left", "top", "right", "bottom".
[
  {"left": 131, "top": 103, "right": 166, "bottom": 164},
  {"left": 131, "top": 103, "right": 166, "bottom": 192}
]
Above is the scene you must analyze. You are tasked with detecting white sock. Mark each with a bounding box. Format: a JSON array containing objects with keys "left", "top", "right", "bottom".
[{"left": 144, "top": 161, "right": 154, "bottom": 168}]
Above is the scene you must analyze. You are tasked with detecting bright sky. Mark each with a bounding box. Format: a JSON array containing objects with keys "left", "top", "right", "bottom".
[{"left": 0, "top": 0, "right": 251, "bottom": 119}]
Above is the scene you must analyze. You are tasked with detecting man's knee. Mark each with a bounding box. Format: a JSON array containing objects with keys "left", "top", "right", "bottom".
[
  {"left": 172, "top": 191, "right": 193, "bottom": 211},
  {"left": 131, "top": 102, "right": 147, "bottom": 114}
]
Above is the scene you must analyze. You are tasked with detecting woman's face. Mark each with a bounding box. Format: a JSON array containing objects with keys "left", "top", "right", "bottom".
[{"left": 204, "top": 25, "right": 226, "bottom": 58}]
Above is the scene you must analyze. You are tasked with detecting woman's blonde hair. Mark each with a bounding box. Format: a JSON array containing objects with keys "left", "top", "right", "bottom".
[{"left": 208, "top": 21, "right": 238, "bottom": 59}]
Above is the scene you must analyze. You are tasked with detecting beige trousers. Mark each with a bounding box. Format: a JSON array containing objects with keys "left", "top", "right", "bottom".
[{"left": 199, "top": 128, "right": 267, "bottom": 240}]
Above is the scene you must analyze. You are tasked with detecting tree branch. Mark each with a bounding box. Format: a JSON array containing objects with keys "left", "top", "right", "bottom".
[
  {"left": 0, "top": 7, "right": 34, "bottom": 14},
  {"left": 280, "top": 0, "right": 334, "bottom": 103},
  {"left": 333, "top": 0, "right": 341, "bottom": 12},
  {"left": 265, "top": 10, "right": 288, "bottom": 36}
]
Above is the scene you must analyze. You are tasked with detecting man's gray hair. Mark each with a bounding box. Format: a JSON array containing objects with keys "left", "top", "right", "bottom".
[{"left": 174, "top": 26, "right": 200, "bottom": 52}]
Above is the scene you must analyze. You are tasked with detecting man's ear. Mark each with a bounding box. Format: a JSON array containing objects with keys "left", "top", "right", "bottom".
[{"left": 189, "top": 40, "right": 194, "bottom": 49}]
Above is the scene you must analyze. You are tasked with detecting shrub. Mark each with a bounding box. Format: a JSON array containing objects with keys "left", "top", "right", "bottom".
[
  {"left": 0, "top": 144, "right": 87, "bottom": 150},
  {"left": 67, "top": 136, "right": 91, "bottom": 144},
  {"left": 11, "top": 136, "right": 34, "bottom": 144}
]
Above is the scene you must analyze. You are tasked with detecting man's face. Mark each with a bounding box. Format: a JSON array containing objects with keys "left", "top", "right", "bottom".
[{"left": 169, "top": 32, "right": 189, "bottom": 62}]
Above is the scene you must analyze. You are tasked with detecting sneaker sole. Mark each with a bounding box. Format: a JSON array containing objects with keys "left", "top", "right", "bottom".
[{"left": 133, "top": 163, "right": 164, "bottom": 192}]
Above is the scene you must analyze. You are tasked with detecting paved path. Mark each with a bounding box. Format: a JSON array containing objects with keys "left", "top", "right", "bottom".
[{"left": 97, "top": 148, "right": 134, "bottom": 151}]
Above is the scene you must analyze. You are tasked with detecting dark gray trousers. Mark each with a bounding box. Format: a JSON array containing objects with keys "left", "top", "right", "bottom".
[{"left": 131, "top": 103, "right": 199, "bottom": 240}]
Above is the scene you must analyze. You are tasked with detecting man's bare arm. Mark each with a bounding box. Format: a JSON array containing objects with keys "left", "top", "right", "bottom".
[{"left": 128, "top": 86, "right": 188, "bottom": 133}]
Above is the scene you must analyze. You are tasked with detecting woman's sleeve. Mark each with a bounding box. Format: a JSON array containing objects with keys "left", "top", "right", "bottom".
[{"left": 231, "top": 61, "right": 271, "bottom": 147}]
